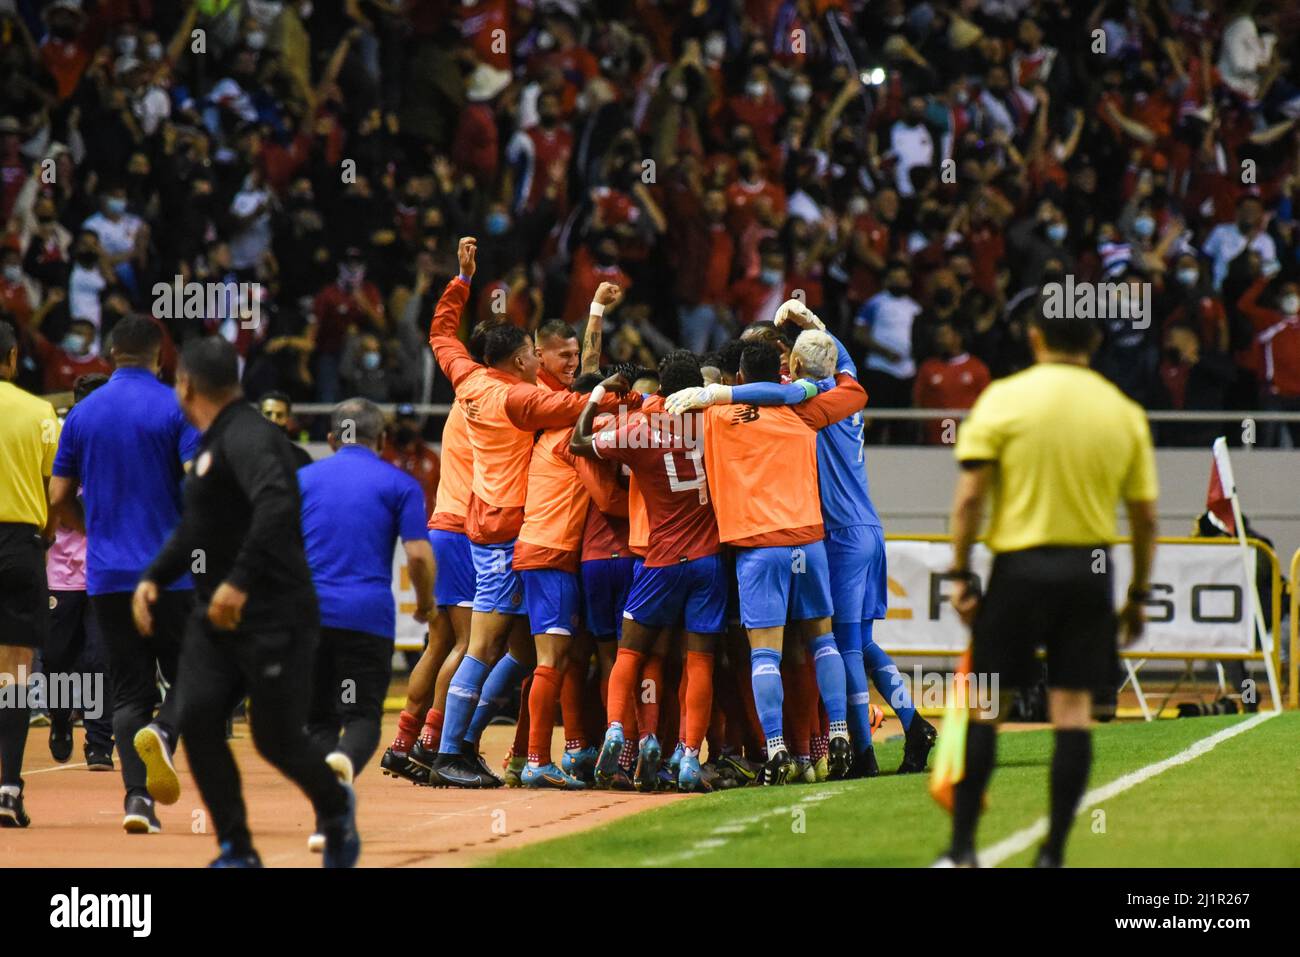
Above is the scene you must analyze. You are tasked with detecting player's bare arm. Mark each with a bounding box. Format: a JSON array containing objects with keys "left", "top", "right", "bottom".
[
  {"left": 947, "top": 461, "right": 994, "bottom": 626},
  {"left": 570, "top": 372, "right": 630, "bottom": 460}
]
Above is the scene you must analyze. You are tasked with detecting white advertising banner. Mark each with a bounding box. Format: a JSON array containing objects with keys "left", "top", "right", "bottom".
[
  {"left": 393, "top": 547, "right": 427, "bottom": 651},
  {"left": 874, "top": 539, "right": 1258, "bottom": 656}
]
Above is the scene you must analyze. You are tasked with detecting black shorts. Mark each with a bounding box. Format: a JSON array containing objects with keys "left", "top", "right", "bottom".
[
  {"left": 0, "top": 523, "right": 48, "bottom": 649},
  {"left": 971, "top": 546, "right": 1119, "bottom": 692}
]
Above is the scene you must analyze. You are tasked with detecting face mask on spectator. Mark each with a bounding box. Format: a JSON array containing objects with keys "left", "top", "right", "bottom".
[
  {"left": 247, "top": 31, "right": 267, "bottom": 51},
  {"left": 760, "top": 267, "right": 782, "bottom": 285},
  {"left": 362, "top": 350, "right": 382, "bottom": 371},
  {"left": 117, "top": 35, "right": 137, "bottom": 56},
  {"left": 486, "top": 212, "right": 510, "bottom": 236},
  {"left": 790, "top": 83, "right": 812, "bottom": 105},
  {"left": 1046, "top": 222, "right": 1067, "bottom": 243},
  {"left": 537, "top": 30, "right": 555, "bottom": 51},
  {"left": 746, "top": 80, "right": 767, "bottom": 99},
  {"left": 105, "top": 197, "right": 127, "bottom": 216},
  {"left": 340, "top": 263, "right": 364, "bottom": 287},
  {"left": 848, "top": 196, "right": 868, "bottom": 216},
  {"left": 1282, "top": 294, "right": 1300, "bottom": 315},
  {"left": 62, "top": 333, "right": 90, "bottom": 356},
  {"left": 146, "top": 42, "right": 163, "bottom": 61},
  {"left": 2, "top": 264, "right": 19, "bottom": 283},
  {"left": 1176, "top": 267, "right": 1198, "bottom": 287},
  {"left": 1132, "top": 215, "right": 1155, "bottom": 239},
  {"left": 705, "top": 35, "right": 725, "bottom": 62}
]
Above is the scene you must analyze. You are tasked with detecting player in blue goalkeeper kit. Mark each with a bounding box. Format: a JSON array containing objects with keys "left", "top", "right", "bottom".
[{"left": 666, "top": 301, "right": 936, "bottom": 775}]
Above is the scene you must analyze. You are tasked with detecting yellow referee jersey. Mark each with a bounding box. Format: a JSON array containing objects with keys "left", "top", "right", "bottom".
[
  {"left": 0, "top": 380, "right": 60, "bottom": 527},
  {"left": 954, "top": 363, "right": 1158, "bottom": 553}
]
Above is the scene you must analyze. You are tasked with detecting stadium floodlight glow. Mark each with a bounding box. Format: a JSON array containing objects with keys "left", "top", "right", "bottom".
[{"left": 860, "top": 67, "right": 886, "bottom": 86}]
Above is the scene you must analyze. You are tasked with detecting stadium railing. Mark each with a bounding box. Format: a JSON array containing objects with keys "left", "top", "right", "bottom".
[{"left": 1290, "top": 548, "right": 1300, "bottom": 709}]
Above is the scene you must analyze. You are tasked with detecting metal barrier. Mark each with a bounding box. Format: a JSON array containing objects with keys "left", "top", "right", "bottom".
[{"left": 1290, "top": 548, "right": 1300, "bottom": 709}]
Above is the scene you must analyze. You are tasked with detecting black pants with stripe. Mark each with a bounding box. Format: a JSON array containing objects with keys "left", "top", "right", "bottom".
[{"left": 306, "top": 628, "right": 394, "bottom": 778}]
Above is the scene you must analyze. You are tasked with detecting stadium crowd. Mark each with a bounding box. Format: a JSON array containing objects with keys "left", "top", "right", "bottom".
[{"left": 3, "top": 0, "right": 1300, "bottom": 447}]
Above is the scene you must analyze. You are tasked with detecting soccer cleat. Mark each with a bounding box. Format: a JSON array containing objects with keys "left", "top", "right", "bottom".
[
  {"left": 845, "top": 748, "right": 880, "bottom": 779},
  {"left": 431, "top": 752, "right": 500, "bottom": 789},
  {"left": 209, "top": 843, "right": 262, "bottom": 868},
  {"left": 813, "top": 755, "right": 830, "bottom": 782},
  {"left": 408, "top": 740, "right": 437, "bottom": 771},
  {"left": 594, "top": 724, "right": 625, "bottom": 787},
  {"left": 85, "top": 749, "right": 115, "bottom": 772},
  {"left": 521, "top": 762, "right": 588, "bottom": 790},
  {"left": 677, "top": 753, "right": 712, "bottom": 793},
  {"left": 791, "top": 756, "right": 815, "bottom": 783},
  {"left": 898, "top": 716, "right": 938, "bottom": 774},
  {"left": 503, "top": 753, "right": 527, "bottom": 788},
  {"left": 49, "top": 715, "right": 73, "bottom": 763},
  {"left": 827, "top": 734, "right": 853, "bottom": 780},
  {"left": 325, "top": 751, "right": 354, "bottom": 785},
  {"left": 609, "top": 766, "right": 637, "bottom": 791},
  {"left": 869, "top": 703, "right": 885, "bottom": 735},
  {"left": 634, "top": 734, "right": 662, "bottom": 793},
  {"left": 717, "top": 752, "right": 760, "bottom": 787},
  {"left": 666, "top": 742, "right": 685, "bottom": 776},
  {"left": 930, "top": 851, "right": 978, "bottom": 868},
  {"left": 307, "top": 832, "right": 326, "bottom": 854},
  {"left": 465, "top": 745, "right": 503, "bottom": 786},
  {"left": 122, "top": 794, "right": 161, "bottom": 834},
  {"left": 133, "top": 723, "right": 181, "bottom": 805},
  {"left": 562, "top": 745, "right": 598, "bottom": 783},
  {"left": 0, "top": 789, "right": 30, "bottom": 828},
  {"left": 380, "top": 748, "right": 421, "bottom": 782},
  {"left": 322, "top": 784, "right": 361, "bottom": 868},
  {"left": 758, "top": 749, "right": 794, "bottom": 786}
]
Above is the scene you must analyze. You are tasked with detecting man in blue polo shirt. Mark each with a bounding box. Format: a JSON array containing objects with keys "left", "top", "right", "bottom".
[
  {"left": 301, "top": 397, "right": 435, "bottom": 849},
  {"left": 48, "top": 316, "right": 199, "bottom": 835}
]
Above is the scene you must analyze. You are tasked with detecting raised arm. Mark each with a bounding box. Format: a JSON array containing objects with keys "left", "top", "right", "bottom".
[
  {"left": 570, "top": 373, "right": 631, "bottom": 460},
  {"left": 427, "top": 237, "right": 480, "bottom": 389},
  {"left": 581, "top": 281, "right": 623, "bottom": 374}
]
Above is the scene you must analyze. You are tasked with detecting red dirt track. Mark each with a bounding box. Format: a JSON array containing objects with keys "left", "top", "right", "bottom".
[{"left": 2, "top": 718, "right": 686, "bottom": 868}]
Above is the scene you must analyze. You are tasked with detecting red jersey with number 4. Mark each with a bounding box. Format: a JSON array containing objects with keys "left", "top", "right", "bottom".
[{"left": 592, "top": 408, "right": 719, "bottom": 568}]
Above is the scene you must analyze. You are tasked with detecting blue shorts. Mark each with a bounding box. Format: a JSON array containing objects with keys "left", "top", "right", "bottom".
[
  {"left": 826, "top": 524, "right": 888, "bottom": 624},
  {"left": 522, "top": 568, "right": 581, "bottom": 636},
  {"left": 582, "top": 557, "right": 637, "bottom": 640},
  {"left": 623, "top": 554, "right": 727, "bottom": 635},
  {"left": 470, "top": 539, "right": 525, "bottom": 615},
  {"left": 734, "top": 540, "right": 834, "bottom": 629},
  {"left": 429, "top": 529, "right": 475, "bottom": 608}
]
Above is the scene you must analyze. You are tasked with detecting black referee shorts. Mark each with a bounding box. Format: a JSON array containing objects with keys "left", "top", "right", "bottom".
[
  {"left": 971, "top": 545, "right": 1119, "bottom": 692},
  {"left": 0, "top": 523, "right": 48, "bottom": 649}
]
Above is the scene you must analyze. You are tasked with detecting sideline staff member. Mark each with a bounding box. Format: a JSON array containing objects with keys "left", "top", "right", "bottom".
[
  {"left": 0, "top": 321, "right": 59, "bottom": 828},
  {"left": 133, "top": 337, "right": 358, "bottom": 868},
  {"left": 940, "top": 305, "right": 1158, "bottom": 868}
]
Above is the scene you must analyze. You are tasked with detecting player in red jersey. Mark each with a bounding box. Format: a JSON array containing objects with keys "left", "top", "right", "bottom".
[{"left": 570, "top": 351, "right": 723, "bottom": 792}]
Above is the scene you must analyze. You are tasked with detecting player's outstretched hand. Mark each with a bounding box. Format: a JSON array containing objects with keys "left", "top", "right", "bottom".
[
  {"left": 458, "top": 236, "right": 477, "bottom": 278},
  {"left": 665, "top": 383, "right": 725, "bottom": 415},
  {"left": 774, "top": 298, "right": 825, "bottom": 331}
]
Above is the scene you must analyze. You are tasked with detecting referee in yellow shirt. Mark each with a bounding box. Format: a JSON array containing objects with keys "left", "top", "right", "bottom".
[
  {"left": 939, "top": 302, "right": 1159, "bottom": 868},
  {"left": 0, "top": 320, "right": 61, "bottom": 828}
]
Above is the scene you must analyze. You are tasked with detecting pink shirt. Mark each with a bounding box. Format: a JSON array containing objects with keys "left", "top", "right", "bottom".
[{"left": 46, "top": 526, "right": 87, "bottom": 592}]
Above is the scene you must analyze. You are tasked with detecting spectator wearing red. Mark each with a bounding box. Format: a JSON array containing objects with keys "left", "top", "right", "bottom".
[
  {"left": 726, "top": 63, "right": 783, "bottom": 155},
  {"left": 30, "top": 319, "right": 113, "bottom": 393},
  {"left": 505, "top": 92, "right": 573, "bottom": 215},
  {"left": 1237, "top": 272, "right": 1300, "bottom": 445},
  {"left": 452, "top": 64, "right": 511, "bottom": 185},
  {"left": 382, "top": 405, "right": 441, "bottom": 517},
  {"left": 459, "top": 0, "right": 512, "bottom": 71},
  {"left": 311, "top": 247, "right": 385, "bottom": 404},
  {"left": 913, "top": 321, "right": 990, "bottom": 446}
]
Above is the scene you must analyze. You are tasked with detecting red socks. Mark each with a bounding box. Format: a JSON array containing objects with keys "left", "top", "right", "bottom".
[
  {"left": 636, "top": 655, "right": 663, "bottom": 742},
  {"left": 527, "top": 665, "right": 561, "bottom": 766},
  {"left": 417, "top": 708, "right": 443, "bottom": 750},
  {"left": 606, "top": 647, "right": 643, "bottom": 728},
  {"left": 682, "top": 651, "right": 714, "bottom": 751},
  {"left": 393, "top": 709, "right": 421, "bottom": 753},
  {"left": 561, "top": 658, "right": 587, "bottom": 751}
]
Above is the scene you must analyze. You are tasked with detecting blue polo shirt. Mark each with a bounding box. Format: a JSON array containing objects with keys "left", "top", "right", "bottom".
[
  {"left": 299, "top": 445, "right": 429, "bottom": 641},
  {"left": 52, "top": 367, "right": 201, "bottom": 595}
]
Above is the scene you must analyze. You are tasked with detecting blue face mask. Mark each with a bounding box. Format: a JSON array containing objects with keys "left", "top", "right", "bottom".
[
  {"left": 1046, "top": 222, "right": 1067, "bottom": 243},
  {"left": 62, "top": 335, "right": 89, "bottom": 356},
  {"left": 1132, "top": 216, "right": 1155, "bottom": 239},
  {"left": 105, "top": 197, "right": 128, "bottom": 216},
  {"left": 760, "top": 267, "right": 782, "bottom": 285},
  {"left": 362, "top": 351, "right": 381, "bottom": 371},
  {"left": 486, "top": 212, "right": 510, "bottom": 236}
]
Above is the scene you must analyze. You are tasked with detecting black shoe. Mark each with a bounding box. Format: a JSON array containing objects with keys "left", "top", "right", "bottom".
[
  {"left": 431, "top": 753, "right": 497, "bottom": 789},
  {"left": 380, "top": 747, "right": 422, "bottom": 783},
  {"left": 322, "top": 785, "right": 361, "bottom": 868},
  {"left": 407, "top": 740, "right": 437, "bottom": 770},
  {"left": 898, "top": 717, "right": 937, "bottom": 774},
  {"left": 757, "top": 749, "right": 794, "bottom": 786},
  {"left": 0, "top": 788, "right": 30, "bottom": 828},
  {"left": 463, "top": 744, "right": 502, "bottom": 786},
  {"left": 123, "top": 794, "right": 161, "bottom": 834},
  {"left": 85, "top": 749, "right": 115, "bottom": 771},
  {"left": 845, "top": 748, "right": 880, "bottom": 779},
  {"left": 209, "top": 842, "right": 262, "bottom": 868},
  {"left": 1034, "top": 846, "right": 1063, "bottom": 868},
  {"left": 48, "top": 714, "right": 73, "bottom": 763},
  {"left": 827, "top": 734, "right": 853, "bottom": 779}
]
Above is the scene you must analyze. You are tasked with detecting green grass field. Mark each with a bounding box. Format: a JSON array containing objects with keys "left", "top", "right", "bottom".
[{"left": 484, "top": 711, "right": 1300, "bottom": 867}]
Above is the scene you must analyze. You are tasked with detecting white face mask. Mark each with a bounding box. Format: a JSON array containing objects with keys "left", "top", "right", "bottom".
[
  {"left": 247, "top": 31, "right": 267, "bottom": 51},
  {"left": 1176, "top": 268, "right": 1198, "bottom": 287},
  {"left": 789, "top": 83, "right": 812, "bottom": 105},
  {"left": 1282, "top": 294, "right": 1300, "bottom": 315},
  {"left": 746, "top": 80, "right": 767, "bottom": 98},
  {"left": 145, "top": 42, "right": 163, "bottom": 61},
  {"left": 537, "top": 30, "right": 555, "bottom": 51},
  {"left": 2, "top": 264, "right": 20, "bottom": 283},
  {"left": 705, "top": 35, "right": 725, "bottom": 61}
]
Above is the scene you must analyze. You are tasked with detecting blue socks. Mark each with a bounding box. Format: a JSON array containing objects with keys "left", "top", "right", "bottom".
[
  {"left": 750, "top": 647, "right": 785, "bottom": 753},
  {"left": 809, "top": 633, "right": 847, "bottom": 723},
  {"left": 863, "top": 620, "right": 915, "bottom": 731},
  {"left": 438, "top": 655, "right": 490, "bottom": 754},
  {"left": 465, "top": 653, "right": 526, "bottom": 747},
  {"left": 834, "top": 621, "right": 875, "bottom": 755}
]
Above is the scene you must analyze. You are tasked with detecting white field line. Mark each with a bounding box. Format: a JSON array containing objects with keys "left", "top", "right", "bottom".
[
  {"left": 25, "top": 762, "right": 88, "bottom": 774},
  {"left": 639, "top": 789, "right": 836, "bottom": 866},
  {"left": 978, "top": 711, "right": 1280, "bottom": 867}
]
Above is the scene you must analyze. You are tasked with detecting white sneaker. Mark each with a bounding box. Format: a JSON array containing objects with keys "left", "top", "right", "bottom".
[
  {"left": 307, "top": 832, "right": 326, "bottom": 853},
  {"left": 325, "top": 751, "right": 354, "bottom": 785}
]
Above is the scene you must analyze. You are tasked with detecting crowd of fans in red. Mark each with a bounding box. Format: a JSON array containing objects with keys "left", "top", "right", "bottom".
[{"left": 3, "top": 0, "right": 1300, "bottom": 445}]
